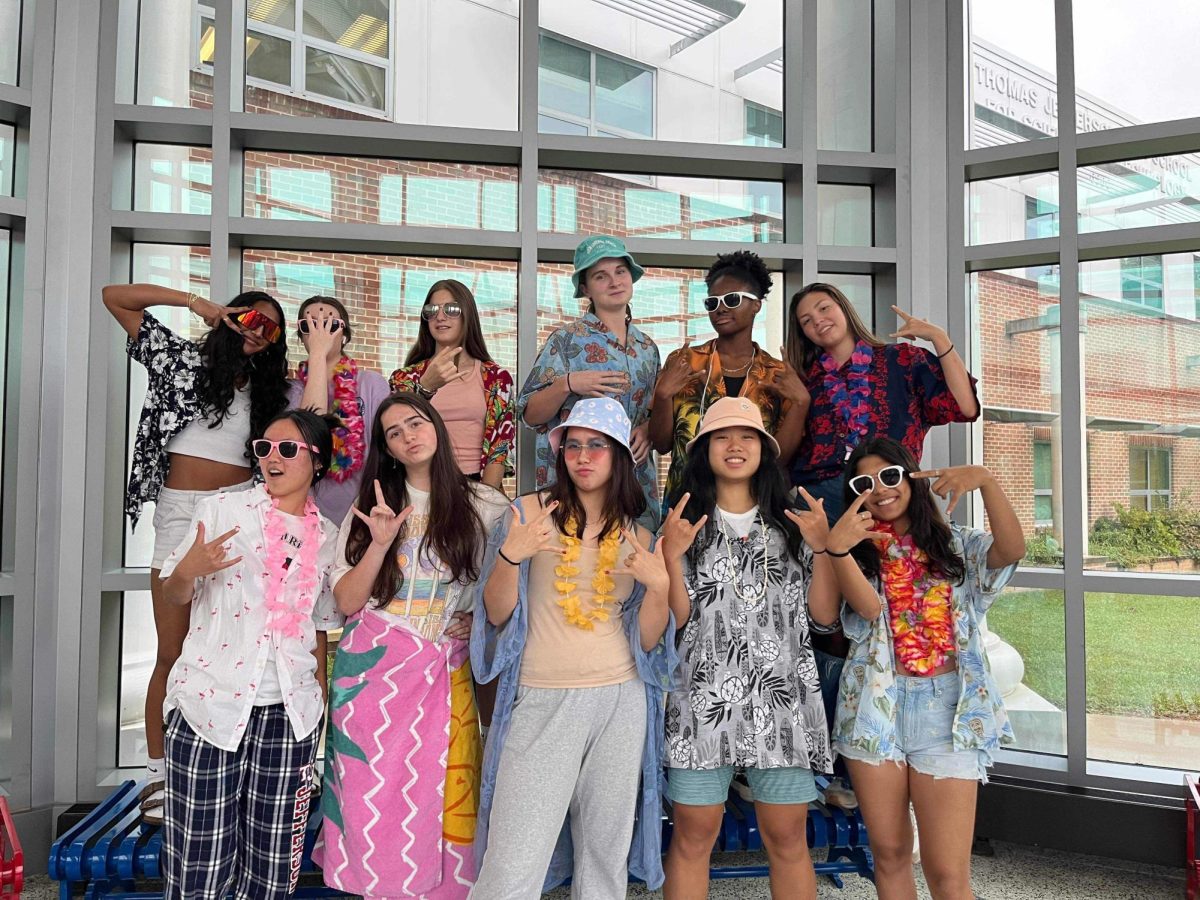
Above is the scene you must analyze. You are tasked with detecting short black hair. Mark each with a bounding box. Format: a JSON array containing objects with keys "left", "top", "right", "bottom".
[
  {"left": 705, "top": 250, "right": 773, "bottom": 298},
  {"left": 258, "top": 408, "right": 341, "bottom": 483}
]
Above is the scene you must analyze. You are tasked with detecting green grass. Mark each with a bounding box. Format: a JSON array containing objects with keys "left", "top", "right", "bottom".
[{"left": 986, "top": 590, "right": 1200, "bottom": 718}]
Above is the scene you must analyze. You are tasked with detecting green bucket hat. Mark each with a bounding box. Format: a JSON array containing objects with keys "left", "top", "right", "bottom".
[{"left": 570, "top": 235, "right": 645, "bottom": 298}]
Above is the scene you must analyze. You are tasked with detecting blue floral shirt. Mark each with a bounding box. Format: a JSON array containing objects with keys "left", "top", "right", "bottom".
[
  {"left": 469, "top": 497, "right": 677, "bottom": 892},
  {"left": 517, "top": 313, "right": 661, "bottom": 529},
  {"left": 833, "top": 525, "right": 1018, "bottom": 762}
]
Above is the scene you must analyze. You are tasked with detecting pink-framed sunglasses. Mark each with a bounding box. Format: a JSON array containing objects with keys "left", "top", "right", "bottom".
[{"left": 252, "top": 439, "right": 318, "bottom": 460}]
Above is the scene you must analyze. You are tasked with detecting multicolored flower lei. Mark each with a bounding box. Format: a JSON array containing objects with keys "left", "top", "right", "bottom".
[
  {"left": 820, "top": 340, "right": 874, "bottom": 460},
  {"left": 554, "top": 515, "right": 622, "bottom": 630},
  {"left": 262, "top": 495, "right": 322, "bottom": 640},
  {"left": 297, "top": 356, "right": 365, "bottom": 483},
  {"left": 875, "top": 520, "right": 955, "bottom": 675}
]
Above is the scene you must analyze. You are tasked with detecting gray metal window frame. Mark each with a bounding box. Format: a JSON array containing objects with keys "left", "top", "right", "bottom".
[
  {"left": 949, "top": 0, "right": 1200, "bottom": 798},
  {"left": 1128, "top": 445, "right": 1170, "bottom": 510}
]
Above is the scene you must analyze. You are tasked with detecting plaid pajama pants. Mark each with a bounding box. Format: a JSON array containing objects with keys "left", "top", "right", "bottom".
[{"left": 162, "top": 706, "right": 319, "bottom": 900}]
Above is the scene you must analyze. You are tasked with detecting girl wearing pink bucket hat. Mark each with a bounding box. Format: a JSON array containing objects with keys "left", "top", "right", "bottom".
[
  {"left": 469, "top": 398, "right": 676, "bottom": 897},
  {"left": 658, "top": 396, "right": 838, "bottom": 900}
]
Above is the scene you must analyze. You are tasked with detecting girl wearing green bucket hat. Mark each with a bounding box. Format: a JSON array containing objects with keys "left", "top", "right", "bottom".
[{"left": 518, "top": 235, "right": 662, "bottom": 529}]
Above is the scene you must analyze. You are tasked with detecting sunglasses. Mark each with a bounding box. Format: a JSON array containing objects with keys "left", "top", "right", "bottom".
[
  {"left": 562, "top": 439, "right": 612, "bottom": 457},
  {"left": 297, "top": 317, "right": 345, "bottom": 336},
  {"left": 421, "top": 302, "right": 463, "bottom": 320},
  {"left": 234, "top": 309, "right": 283, "bottom": 344},
  {"left": 252, "top": 439, "right": 318, "bottom": 460},
  {"left": 849, "top": 464, "right": 906, "bottom": 496},
  {"left": 703, "top": 291, "right": 758, "bottom": 313}
]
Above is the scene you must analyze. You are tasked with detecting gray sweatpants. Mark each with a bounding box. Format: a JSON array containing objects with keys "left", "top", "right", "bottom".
[{"left": 470, "top": 678, "right": 647, "bottom": 900}]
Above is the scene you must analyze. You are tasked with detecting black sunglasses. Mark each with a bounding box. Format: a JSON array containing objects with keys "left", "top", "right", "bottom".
[
  {"left": 703, "top": 291, "right": 758, "bottom": 313},
  {"left": 297, "top": 318, "right": 345, "bottom": 336}
]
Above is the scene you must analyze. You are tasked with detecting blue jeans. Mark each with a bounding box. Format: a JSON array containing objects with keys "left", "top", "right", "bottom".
[{"left": 795, "top": 473, "right": 847, "bottom": 525}]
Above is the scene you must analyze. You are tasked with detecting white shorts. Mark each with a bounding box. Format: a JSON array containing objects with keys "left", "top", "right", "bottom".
[{"left": 150, "top": 480, "right": 254, "bottom": 569}]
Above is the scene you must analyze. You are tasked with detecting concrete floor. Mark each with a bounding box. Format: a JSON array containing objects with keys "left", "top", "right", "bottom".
[{"left": 24, "top": 840, "right": 1184, "bottom": 898}]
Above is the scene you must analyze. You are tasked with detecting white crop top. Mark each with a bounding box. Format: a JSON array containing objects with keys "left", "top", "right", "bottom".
[{"left": 166, "top": 387, "right": 253, "bottom": 466}]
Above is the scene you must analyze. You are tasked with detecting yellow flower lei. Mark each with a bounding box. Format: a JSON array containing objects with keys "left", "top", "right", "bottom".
[{"left": 555, "top": 515, "right": 622, "bottom": 630}]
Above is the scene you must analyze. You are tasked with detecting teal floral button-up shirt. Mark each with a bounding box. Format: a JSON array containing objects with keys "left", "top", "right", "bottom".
[{"left": 833, "top": 525, "right": 1018, "bottom": 762}]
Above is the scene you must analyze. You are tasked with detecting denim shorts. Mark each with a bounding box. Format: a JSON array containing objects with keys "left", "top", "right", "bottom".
[
  {"left": 837, "top": 670, "right": 989, "bottom": 783},
  {"left": 666, "top": 765, "right": 819, "bottom": 806}
]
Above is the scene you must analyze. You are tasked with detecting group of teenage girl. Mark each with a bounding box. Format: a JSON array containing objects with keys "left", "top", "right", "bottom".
[{"left": 107, "top": 232, "right": 1024, "bottom": 900}]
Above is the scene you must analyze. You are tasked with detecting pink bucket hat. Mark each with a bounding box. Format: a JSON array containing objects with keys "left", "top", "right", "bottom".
[
  {"left": 548, "top": 398, "right": 633, "bottom": 456},
  {"left": 685, "top": 396, "right": 781, "bottom": 455}
]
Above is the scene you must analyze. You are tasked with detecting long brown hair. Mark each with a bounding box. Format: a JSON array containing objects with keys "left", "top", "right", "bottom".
[
  {"left": 545, "top": 433, "right": 645, "bottom": 539},
  {"left": 785, "top": 282, "right": 884, "bottom": 373},
  {"left": 344, "top": 393, "right": 485, "bottom": 605},
  {"left": 297, "top": 294, "right": 353, "bottom": 349},
  {"left": 404, "top": 279, "right": 494, "bottom": 367}
]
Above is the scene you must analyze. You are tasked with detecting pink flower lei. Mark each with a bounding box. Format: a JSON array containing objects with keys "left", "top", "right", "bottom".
[
  {"left": 297, "top": 357, "right": 365, "bottom": 483},
  {"left": 262, "top": 495, "right": 322, "bottom": 640}
]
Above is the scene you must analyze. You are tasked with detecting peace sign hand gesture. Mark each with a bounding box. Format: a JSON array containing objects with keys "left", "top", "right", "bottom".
[
  {"left": 784, "top": 486, "right": 830, "bottom": 551},
  {"left": 612, "top": 527, "right": 670, "bottom": 593},
  {"left": 659, "top": 493, "right": 708, "bottom": 563},
  {"left": 827, "top": 491, "right": 887, "bottom": 554},
  {"left": 500, "top": 500, "right": 564, "bottom": 563},
  {"left": 350, "top": 479, "right": 414, "bottom": 548},
  {"left": 194, "top": 296, "right": 250, "bottom": 333},
  {"left": 420, "top": 344, "right": 468, "bottom": 393},
  {"left": 653, "top": 344, "right": 698, "bottom": 400},
  {"left": 889, "top": 305, "right": 948, "bottom": 346},
  {"left": 173, "top": 522, "right": 244, "bottom": 581},
  {"left": 761, "top": 346, "right": 810, "bottom": 406}
]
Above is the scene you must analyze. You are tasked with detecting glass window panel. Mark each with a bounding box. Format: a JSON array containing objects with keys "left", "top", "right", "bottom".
[
  {"left": 540, "top": 0, "right": 782, "bottom": 146},
  {"left": 131, "top": 0, "right": 214, "bottom": 108},
  {"left": 984, "top": 587, "right": 1066, "bottom": 755},
  {"left": 818, "top": 0, "right": 871, "bottom": 150},
  {"left": 248, "top": 0, "right": 296, "bottom": 28},
  {"left": 1080, "top": 256, "right": 1200, "bottom": 572},
  {"left": 971, "top": 267, "right": 1062, "bottom": 567},
  {"left": 966, "top": 172, "right": 1060, "bottom": 245},
  {"left": 0, "top": 230, "right": 7, "bottom": 550},
  {"left": 537, "top": 115, "right": 589, "bottom": 135},
  {"left": 817, "top": 184, "right": 872, "bottom": 246},
  {"left": 965, "top": 0, "right": 1057, "bottom": 149},
  {"left": 539, "top": 171, "right": 783, "bottom": 243},
  {"left": 123, "top": 245, "right": 212, "bottom": 567},
  {"left": 305, "top": 46, "right": 386, "bottom": 110},
  {"left": 0, "top": 595, "right": 10, "bottom": 795},
  {"left": 1075, "top": 1, "right": 1200, "bottom": 133},
  {"left": 118, "top": 591, "right": 155, "bottom": 766},
  {"left": 247, "top": 29, "right": 294, "bottom": 86},
  {"left": 303, "top": 0, "right": 389, "bottom": 59},
  {"left": 0, "top": 122, "right": 13, "bottom": 197},
  {"left": 1085, "top": 592, "right": 1200, "bottom": 770},
  {"left": 816, "top": 273, "right": 874, "bottom": 329},
  {"left": 1078, "top": 154, "right": 1200, "bottom": 234},
  {"left": 132, "top": 145, "right": 213, "bottom": 214},
  {"left": 243, "top": 153, "right": 518, "bottom": 229},
  {"left": 0, "top": 0, "right": 19, "bottom": 85}
]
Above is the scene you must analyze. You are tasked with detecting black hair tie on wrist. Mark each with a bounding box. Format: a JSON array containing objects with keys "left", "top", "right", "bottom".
[
  {"left": 566, "top": 372, "right": 573, "bottom": 393},
  {"left": 498, "top": 549, "right": 520, "bottom": 566},
  {"left": 826, "top": 548, "right": 852, "bottom": 558},
  {"left": 936, "top": 343, "right": 955, "bottom": 359}
]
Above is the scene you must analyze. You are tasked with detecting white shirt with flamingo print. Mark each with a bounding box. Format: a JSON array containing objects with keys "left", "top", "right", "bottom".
[{"left": 160, "top": 483, "right": 344, "bottom": 751}]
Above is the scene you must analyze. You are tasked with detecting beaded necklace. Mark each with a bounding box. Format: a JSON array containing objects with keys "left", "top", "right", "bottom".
[{"left": 717, "top": 509, "right": 769, "bottom": 603}]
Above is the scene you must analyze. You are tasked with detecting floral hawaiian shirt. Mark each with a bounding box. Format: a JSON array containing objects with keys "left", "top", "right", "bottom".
[
  {"left": 662, "top": 340, "right": 791, "bottom": 506},
  {"left": 518, "top": 313, "right": 661, "bottom": 527},
  {"left": 124, "top": 312, "right": 209, "bottom": 529},
  {"left": 390, "top": 359, "right": 516, "bottom": 476},
  {"left": 665, "top": 512, "right": 831, "bottom": 773},
  {"left": 791, "top": 342, "right": 979, "bottom": 486},
  {"left": 833, "top": 525, "right": 1019, "bottom": 763}
]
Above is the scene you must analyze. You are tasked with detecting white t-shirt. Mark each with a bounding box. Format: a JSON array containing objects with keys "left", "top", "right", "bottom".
[{"left": 717, "top": 505, "right": 760, "bottom": 539}]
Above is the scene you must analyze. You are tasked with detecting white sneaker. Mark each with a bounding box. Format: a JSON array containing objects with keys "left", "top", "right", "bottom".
[
  {"left": 910, "top": 804, "right": 921, "bottom": 864},
  {"left": 823, "top": 777, "right": 859, "bottom": 810}
]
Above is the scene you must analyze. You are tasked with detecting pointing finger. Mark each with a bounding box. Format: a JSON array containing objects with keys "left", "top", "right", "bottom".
[
  {"left": 194, "top": 521, "right": 206, "bottom": 544},
  {"left": 394, "top": 504, "right": 415, "bottom": 526},
  {"left": 621, "top": 527, "right": 646, "bottom": 553},
  {"left": 910, "top": 469, "right": 939, "bottom": 480},
  {"left": 214, "top": 555, "right": 244, "bottom": 572},
  {"left": 374, "top": 478, "right": 387, "bottom": 507},
  {"left": 691, "top": 514, "right": 709, "bottom": 534}
]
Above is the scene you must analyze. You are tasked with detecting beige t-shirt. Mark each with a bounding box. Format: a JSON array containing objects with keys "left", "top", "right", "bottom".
[{"left": 520, "top": 537, "right": 638, "bottom": 689}]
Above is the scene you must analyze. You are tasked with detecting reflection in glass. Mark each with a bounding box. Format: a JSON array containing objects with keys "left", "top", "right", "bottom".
[
  {"left": 304, "top": 0, "right": 389, "bottom": 58},
  {"left": 538, "top": 171, "right": 782, "bottom": 243},
  {"left": 249, "top": 0, "right": 295, "bottom": 28},
  {"left": 0, "top": 596, "right": 12, "bottom": 795},
  {"left": 123, "top": 246, "right": 212, "bottom": 568},
  {"left": 965, "top": 0, "right": 1056, "bottom": 149},
  {"left": 816, "top": 273, "right": 873, "bottom": 330},
  {"left": 118, "top": 591, "right": 155, "bottom": 766},
  {"left": 243, "top": 153, "right": 518, "bottom": 229},
  {"left": 1085, "top": 592, "right": 1200, "bottom": 770},
  {"left": 305, "top": 47, "right": 386, "bottom": 111},
  {"left": 967, "top": 172, "right": 1060, "bottom": 245},
  {"left": 1080, "top": 257, "right": 1200, "bottom": 571},
  {"left": 1079, "top": 154, "right": 1200, "bottom": 233},
  {"left": 0, "top": 0, "right": 20, "bottom": 85},
  {"left": 0, "top": 122, "right": 13, "bottom": 197},
  {"left": 247, "top": 30, "right": 294, "bottom": 87},
  {"left": 539, "top": 0, "right": 782, "bottom": 146},
  {"left": 0, "top": 231, "right": 7, "bottom": 550},
  {"left": 817, "top": 184, "right": 872, "bottom": 246},
  {"left": 134, "top": 0, "right": 214, "bottom": 108},
  {"left": 971, "top": 267, "right": 1063, "bottom": 568},
  {"left": 984, "top": 587, "right": 1067, "bottom": 755},
  {"left": 818, "top": 0, "right": 872, "bottom": 150},
  {"left": 133, "top": 145, "right": 213, "bottom": 214}
]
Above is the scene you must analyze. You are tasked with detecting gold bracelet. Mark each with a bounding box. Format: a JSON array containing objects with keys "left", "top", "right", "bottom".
[{"left": 187, "top": 292, "right": 202, "bottom": 314}]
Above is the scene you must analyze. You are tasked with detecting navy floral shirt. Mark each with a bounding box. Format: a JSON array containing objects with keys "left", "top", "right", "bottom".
[
  {"left": 124, "top": 312, "right": 210, "bottom": 528},
  {"left": 791, "top": 343, "right": 979, "bottom": 486}
]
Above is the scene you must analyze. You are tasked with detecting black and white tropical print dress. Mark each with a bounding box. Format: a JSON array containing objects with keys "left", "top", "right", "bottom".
[{"left": 665, "top": 509, "right": 831, "bottom": 773}]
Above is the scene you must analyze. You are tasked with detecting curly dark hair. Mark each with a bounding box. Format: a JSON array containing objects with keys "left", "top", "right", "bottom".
[
  {"left": 194, "top": 291, "right": 290, "bottom": 463},
  {"left": 844, "top": 437, "right": 965, "bottom": 584},
  {"left": 677, "top": 431, "right": 803, "bottom": 568},
  {"left": 705, "top": 250, "right": 773, "bottom": 298}
]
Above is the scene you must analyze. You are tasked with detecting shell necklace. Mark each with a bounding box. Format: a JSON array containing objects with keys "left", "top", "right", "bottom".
[{"left": 718, "top": 509, "right": 769, "bottom": 603}]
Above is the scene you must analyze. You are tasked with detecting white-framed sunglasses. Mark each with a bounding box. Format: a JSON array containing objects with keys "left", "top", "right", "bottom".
[
  {"left": 702, "top": 291, "right": 759, "bottom": 313},
  {"left": 848, "top": 464, "right": 906, "bottom": 496}
]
